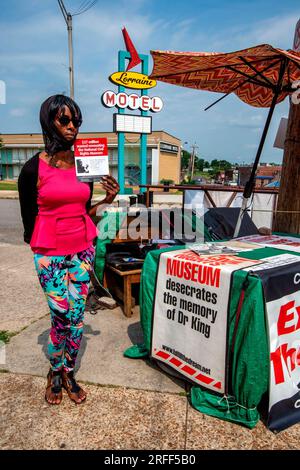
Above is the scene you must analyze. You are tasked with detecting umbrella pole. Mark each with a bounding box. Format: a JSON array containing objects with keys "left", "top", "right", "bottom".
[{"left": 233, "top": 59, "right": 287, "bottom": 238}]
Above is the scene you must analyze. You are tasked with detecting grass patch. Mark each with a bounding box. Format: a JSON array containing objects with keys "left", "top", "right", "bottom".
[
  {"left": 0, "top": 181, "right": 105, "bottom": 194},
  {"left": 0, "top": 181, "right": 108, "bottom": 193},
  {"left": 0, "top": 330, "right": 15, "bottom": 344},
  {"left": 0, "top": 182, "right": 18, "bottom": 191}
]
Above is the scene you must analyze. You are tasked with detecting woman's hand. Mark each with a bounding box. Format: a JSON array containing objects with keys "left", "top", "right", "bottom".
[{"left": 100, "top": 175, "right": 120, "bottom": 204}]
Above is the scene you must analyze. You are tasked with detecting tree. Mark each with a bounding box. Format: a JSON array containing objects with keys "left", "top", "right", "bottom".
[
  {"left": 181, "top": 149, "right": 191, "bottom": 169},
  {"left": 210, "top": 159, "right": 232, "bottom": 170},
  {"left": 195, "top": 157, "right": 205, "bottom": 172},
  {"left": 211, "top": 159, "right": 219, "bottom": 168},
  {"left": 219, "top": 160, "right": 232, "bottom": 170}
]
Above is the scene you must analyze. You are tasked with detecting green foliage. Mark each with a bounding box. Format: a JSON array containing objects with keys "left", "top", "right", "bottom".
[
  {"left": 181, "top": 149, "right": 191, "bottom": 169},
  {"left": 0, "top": 330, "right": 13, "bottom": 344},
  {"left": 0, "top": 182, "right": 18, "bottom": 190},
  {"left": 208, "top": 169, "right": 219, "bottom": 178},
  {"left": 182, "top": 153, "right": 233, "bottom": 176},
  {"left": 210, "top": 159, "right": 232, "bottom": 170},
  {"left": 219, "top": 160, "right": 232, "bottom": 170},
  {"left": 160, "top": 178, "right": 174, "bottom": 185},
  {"left": 210, "top": 159, "right": 219, "bottom": 168},
  {"left": 194, "top": 157, "right": 205, "bottom": 171}
]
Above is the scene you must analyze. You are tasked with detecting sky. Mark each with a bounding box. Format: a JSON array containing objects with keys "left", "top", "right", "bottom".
[{"left": 0, "top": 0, "right": 299, "bottom": 164}]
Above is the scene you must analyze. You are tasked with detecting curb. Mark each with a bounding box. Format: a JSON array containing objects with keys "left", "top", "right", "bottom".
[{"left": 0, "top": 193, "right": 19, "bottom": 199}]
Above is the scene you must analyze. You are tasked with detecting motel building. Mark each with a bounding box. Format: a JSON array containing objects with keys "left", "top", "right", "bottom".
[{"left": 0, "top": 131, "right": 181, "bottom": 185}]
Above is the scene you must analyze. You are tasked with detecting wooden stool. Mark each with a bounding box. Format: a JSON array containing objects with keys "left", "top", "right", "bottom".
[{"left": 104, "top": 265, "right": 142, "bottom": 317}]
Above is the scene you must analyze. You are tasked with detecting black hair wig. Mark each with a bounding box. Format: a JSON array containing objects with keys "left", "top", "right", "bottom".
[{"left": 39, "top": 94, "right": 82, "bottom": 156}]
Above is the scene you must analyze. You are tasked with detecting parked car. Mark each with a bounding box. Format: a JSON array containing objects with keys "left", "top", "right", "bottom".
[{"left": 192, "top": 176, "right": 204, "bottom": 185}]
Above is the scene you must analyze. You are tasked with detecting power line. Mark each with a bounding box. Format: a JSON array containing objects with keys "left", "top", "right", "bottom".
[
  {"left": 58, "top": 0, "right": 68, "bottom": 23},
  {"left": 72, "top": 0, "right": 98, "bottom": 16},
  {"left": 74, "top": 1, "right": 90, "bottom": 14}
]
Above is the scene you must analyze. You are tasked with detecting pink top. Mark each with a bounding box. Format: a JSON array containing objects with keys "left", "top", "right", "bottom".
[{"left": 30, "top": 157, "right": 98, "bottom": 256}]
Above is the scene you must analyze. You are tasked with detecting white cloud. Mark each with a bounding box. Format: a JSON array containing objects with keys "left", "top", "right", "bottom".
[
  {"left": 246, "top": 14, "right": 299, "bottom": 47},
  {"left": 226, "top": 113, "right": 265, "bottom": 129},
  {"left": 217, "top": 13, "right": 299, "bottom": 51},
  {"left": 10, "top": 108, "right": 26, "bottom": 117}
]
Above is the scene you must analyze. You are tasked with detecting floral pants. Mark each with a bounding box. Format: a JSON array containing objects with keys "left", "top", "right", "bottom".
[{"left": 33, "top": 245, "right": 95, "bottom": 372}]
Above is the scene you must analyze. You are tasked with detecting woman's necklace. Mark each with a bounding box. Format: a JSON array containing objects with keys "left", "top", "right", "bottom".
[{"left": 47, "top": 152, "right": 74, "bottom": 169}]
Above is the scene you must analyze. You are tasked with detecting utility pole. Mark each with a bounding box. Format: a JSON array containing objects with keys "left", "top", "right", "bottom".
[
  {"left": 67, "top": 13, "right": 74, "bottom": 99},
  {"left": 189, "top": 142, "right": 199, "bottom": 180},
  {"left": 274, "top": 19, "right": 300, "bottom": 233},
  {"left": 58, "top": 0, "right": 74, "bottom": 99}
]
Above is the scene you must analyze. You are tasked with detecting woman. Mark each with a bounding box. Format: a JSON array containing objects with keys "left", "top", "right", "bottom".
[{"left": 18, "top": 94, "right": 119, "bottom": 405}]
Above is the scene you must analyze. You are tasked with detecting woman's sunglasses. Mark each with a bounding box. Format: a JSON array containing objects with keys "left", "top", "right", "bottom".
[{"left": 57, "top": 115, "right": 82, "bottom": 128}]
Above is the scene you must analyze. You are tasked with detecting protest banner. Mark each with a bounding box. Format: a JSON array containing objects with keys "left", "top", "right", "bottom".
[
  {"left": 251, "top": 257, "right": 300, "bottom": 431},
  {"left": 151, "top": 249, "right": 260, "bottom": 393}
]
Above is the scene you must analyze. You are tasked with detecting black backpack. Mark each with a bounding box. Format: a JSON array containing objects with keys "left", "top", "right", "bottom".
[{"left": 105, "top": 242, "right": 146, "bottom": 271}]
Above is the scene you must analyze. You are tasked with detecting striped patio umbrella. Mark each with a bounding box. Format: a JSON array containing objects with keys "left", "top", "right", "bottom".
[
  {"left": 150, "top": 44, "right": 300, "bottom": 236},
  {"left": 150, "top": 44, "right": 300, "bottom": 108}
]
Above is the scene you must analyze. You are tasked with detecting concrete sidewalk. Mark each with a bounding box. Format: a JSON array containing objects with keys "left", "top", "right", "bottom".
[
  {"left": 1, "top": 243, "right": 300, "bottom": 450},
  {"left": 0, "top": 190, "right": 19, "bottom": 199}
]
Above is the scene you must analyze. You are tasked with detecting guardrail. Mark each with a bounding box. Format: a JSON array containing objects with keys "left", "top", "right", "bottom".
[{"left": 139, "top": 184, "right": 279, "bottom": 229}]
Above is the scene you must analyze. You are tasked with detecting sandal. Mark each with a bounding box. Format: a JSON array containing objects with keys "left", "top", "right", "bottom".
[
  {"left": 62, "top": 370, "right": 87, "bottom": 404},
  {"left": 45, "top": 369, "right": 63, "bottom": 405}
]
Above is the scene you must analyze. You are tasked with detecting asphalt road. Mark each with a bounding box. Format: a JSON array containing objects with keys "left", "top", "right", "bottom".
[{"left": 0, "top": 199, "right": 24, "bottom": 245}]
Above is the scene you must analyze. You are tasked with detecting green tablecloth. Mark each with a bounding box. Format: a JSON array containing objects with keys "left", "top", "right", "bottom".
[
  {"left": 93, "top": 212, "right": 300, "bottom": 428},
  {"left": 94, "top": 210, "right": 127, "bottom": 283},
  {"left": 137, "top": 244, "right": 300, "bottom": 428}
]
